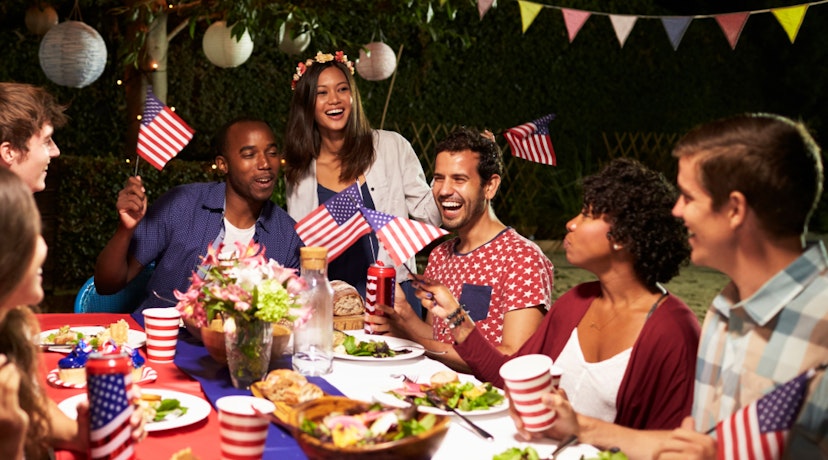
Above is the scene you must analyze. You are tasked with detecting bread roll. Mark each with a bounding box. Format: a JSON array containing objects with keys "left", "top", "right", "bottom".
[
  {"left": 430, "top": 370, "right": 460, "bottom": 387},
  {"left": 331, "top": 280, "right": 364, "bottom": 316}
]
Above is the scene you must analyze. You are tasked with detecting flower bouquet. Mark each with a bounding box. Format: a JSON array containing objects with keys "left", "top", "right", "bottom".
[{"left": 175, "top": 240, "right": 307, "bottom": 388}]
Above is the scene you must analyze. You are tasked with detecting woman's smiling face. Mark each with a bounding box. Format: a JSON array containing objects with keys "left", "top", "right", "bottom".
[{"left": 313, "top": 66, "right": 352, "bottom": 137}]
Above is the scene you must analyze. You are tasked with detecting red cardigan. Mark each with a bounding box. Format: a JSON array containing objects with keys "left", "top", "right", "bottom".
[{"left": 455, "top": 281, "right": 700, "bottom": 430}]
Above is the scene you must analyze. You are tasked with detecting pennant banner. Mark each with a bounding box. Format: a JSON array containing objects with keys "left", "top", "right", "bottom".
[
  {"left": 478, "top": 0, "right": 494, "bottom": 19},
  {"left": 503, "top": 0, "right": 825, "bottom": 49}
]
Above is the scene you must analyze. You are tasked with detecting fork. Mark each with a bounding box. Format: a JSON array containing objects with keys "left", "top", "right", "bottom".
[{"left": 547, "top": 435, "right": 579, "bottom": 460}]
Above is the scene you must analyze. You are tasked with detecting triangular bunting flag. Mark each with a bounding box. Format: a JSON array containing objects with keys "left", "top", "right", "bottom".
[
  {"left": 715, "top": 12, "right": 750, "bottom": 50},
  {"left": 772, "top": 5, "right": 808, "bottom": 43},
  {"left": 517, "top": 1, "right": 544, "bottom": 33},
  {"left": 478, "top": 0, "right": 495, "bottom": 20},
  {"left": 609, "top": 15, "right": 637, "bottom": 48},
  {"left": 661, "top": 16, "right": 693, "bottom": 51},
  {"left": 562, "top": 9, "right": 591, "bottom": 43}
]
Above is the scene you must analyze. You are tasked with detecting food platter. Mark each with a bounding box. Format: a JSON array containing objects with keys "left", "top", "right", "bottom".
[
  {"left": 373, "top": 379, "right": 508, "bottom": 417},
  {"left": 333, "top": 331, "right": 425, "bottom": 362},
  {"left": 40, "top": 326, "right": 147, "bottom": 351},
  {"left": 58, "top": 389, "right": 212, "bottom": 432}
]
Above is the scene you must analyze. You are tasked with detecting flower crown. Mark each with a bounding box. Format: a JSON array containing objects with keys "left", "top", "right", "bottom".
[{"left": 291, "top": 51, "right": 355, "bottom": 90}]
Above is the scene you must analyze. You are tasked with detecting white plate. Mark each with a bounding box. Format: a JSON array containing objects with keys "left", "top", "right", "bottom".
[
  {"left": 40, "top": 326, "right": 147, "bottom": 351},
  {"left": 58, "top": 389, "right": 212, "bottom": 432},
  {"left": 373, "top": 380, "right": 508, "bottom": 416},
  {"left": 47, "top": 366, "right": 158, "bottom": 389},
  {"left": 333, "top": 331, "right": 425, "bottom": 361}
]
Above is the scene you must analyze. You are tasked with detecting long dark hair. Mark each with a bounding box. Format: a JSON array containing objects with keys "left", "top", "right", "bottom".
[
  {"left": 0, "top": 168, "right": 50, "bottom": 459},
  {"left": 283, "top": 59, "right": 374, "bottom": 187}
]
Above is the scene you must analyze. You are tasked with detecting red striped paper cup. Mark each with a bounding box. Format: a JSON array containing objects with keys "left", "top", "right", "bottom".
[
  {"left": 499, "top": 354, "right": 563, "bottom": 432},
  {"left": 142, "top": 307, "right": 181, "bottom": 363},
  {"left": 216, "top": 396, "right": 275, "bottom": 460}
]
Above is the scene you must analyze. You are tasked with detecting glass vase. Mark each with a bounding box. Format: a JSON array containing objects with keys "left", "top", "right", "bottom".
[{"left": 224, "top": 316, "right": 273, "bottom": 389}]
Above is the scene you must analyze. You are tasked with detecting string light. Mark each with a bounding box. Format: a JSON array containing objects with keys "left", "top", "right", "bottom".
[
  {"left": 151, "top": 62, "right": 159, "bottom": 70},
  {"left": 116, "top": 79, "right": 123, "bottom": 85},
  {"left": 137, "top": 115, "right": 143, "bottom": 121}
]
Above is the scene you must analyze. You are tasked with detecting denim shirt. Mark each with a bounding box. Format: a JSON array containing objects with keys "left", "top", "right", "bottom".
[{"left": 130, "top": 181, "right": 303, "bottom": 313}]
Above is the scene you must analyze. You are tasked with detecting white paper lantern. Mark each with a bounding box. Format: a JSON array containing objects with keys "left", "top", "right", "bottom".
[
  {"left": 25, "top": 5, "right": 58, "bottom": 35},
  {"left": 356, "top": 42, "right": 397, "bottom": 81},
  {"left": 38, "top": 21, "right": 107, "bottom": 88},
  {"left": 202, "top": 21, "right": 254, "bottom": 68},
  {"left": 278, "top": 22, "right": 311, "bottom": 55}
]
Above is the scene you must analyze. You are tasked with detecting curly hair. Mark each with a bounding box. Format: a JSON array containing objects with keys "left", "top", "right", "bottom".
[
  {"left": 434, "top": 127, "right": 503, "bottom": 183},
  {"left": 583, "top": 158, "right": 690, "bottom": 286}
]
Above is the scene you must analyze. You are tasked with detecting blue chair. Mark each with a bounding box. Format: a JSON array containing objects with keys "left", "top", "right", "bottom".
[{"left": 74, "top": 263, "right": 156, "bottom": 313}]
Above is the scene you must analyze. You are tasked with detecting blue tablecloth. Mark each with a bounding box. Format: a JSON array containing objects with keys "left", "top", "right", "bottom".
[{"left": 134, "top": 313, "right": 341, "bottom": 459}]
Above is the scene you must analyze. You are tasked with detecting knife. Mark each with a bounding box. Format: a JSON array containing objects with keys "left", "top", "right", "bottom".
[{"left": 424, "top": 389, "right": 494, "bottom": 441}]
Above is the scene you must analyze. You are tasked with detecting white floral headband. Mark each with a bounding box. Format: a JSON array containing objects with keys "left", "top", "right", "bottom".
[{"left": 291, "top": 51, "right": 355, "bottom": 90}]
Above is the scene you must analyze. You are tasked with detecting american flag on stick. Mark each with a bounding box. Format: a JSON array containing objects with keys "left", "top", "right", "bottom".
[
  {"left": 714, "top": 364, "right": 824, "bottom": 460},
  {"left": 136, "top": 86, "right": 195, "bottom": 171},
  {"left": 503, "top": 113, "right": 557, "bottom": 166},
  {"left": 359, "top": 207, "right": 448, "bottom": 266},
  {"left": 294, "top": 182, "right": 372, "bottom": 261},
  {"left": 88, "top": 372, "right": 135, "bottom": 460}
]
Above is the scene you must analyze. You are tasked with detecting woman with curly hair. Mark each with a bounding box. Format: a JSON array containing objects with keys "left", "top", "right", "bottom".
[
  {"left": 420, "top": 158, "right": 699, "bottom": 432},
  {"left": 283, "top": 51, "right": 439, "bottom": 302}
]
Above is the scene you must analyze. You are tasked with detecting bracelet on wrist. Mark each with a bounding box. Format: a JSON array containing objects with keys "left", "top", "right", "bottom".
[
  {"left": 448, "top": 307, "right": 467, "bottom": 329},
  {"left": 446, "top": 306, "right": 464, "bottom": 321}
]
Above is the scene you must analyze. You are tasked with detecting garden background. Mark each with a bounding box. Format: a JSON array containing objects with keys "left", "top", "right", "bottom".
[{"left": 0, "top": 0, "right": 823, "bottom": 313}]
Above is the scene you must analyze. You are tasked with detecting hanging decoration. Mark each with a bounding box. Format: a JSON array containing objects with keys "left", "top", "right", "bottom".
[
  {"left": 202, "top": 21, "right": 254, "bottom": 68},
  {"left": 355, "top": 42, "right": 397, "bottom": 81},
  {"left": 511, "top": 0, "right": 826, "bottom": 49},
  {"left": 278, "top": 21, "right": 311, "bottom": 55},
  {"left": 38, "top": 2, "right": 107, "bottom": 88},
  {"left": 25, "top": 4, "right": 58, "bottom": 35},
  {"left": 478, "top": 0, "right": 495, "bottom": 19}
]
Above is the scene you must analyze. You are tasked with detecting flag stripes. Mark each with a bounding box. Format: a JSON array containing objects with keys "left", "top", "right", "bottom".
[
  {"left": 504, "top": 113, "right": 557, "bottom": 166},
  {"left": 136, "top": 87, "right": 194, "bottom": 171}
]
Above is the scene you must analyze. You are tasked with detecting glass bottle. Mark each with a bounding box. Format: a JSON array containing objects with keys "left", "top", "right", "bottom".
[{"left": 293, "top": 246, "right": 334, "bottom": 376}]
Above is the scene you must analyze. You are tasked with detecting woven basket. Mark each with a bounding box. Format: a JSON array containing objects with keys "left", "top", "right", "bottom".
[{"left": 333, "top": 314, "right": 363, "bottom": 331}]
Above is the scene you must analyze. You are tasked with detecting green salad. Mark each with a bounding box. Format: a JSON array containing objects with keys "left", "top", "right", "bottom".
[
  {"left": 390, "top": 380, "right": 505, "bottom": 412},
  {"left": 338, "top": 335, "right": 411, "bottom": 358}
]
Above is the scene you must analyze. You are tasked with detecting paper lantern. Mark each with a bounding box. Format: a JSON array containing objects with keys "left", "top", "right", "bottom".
[
  {"left": 38, "top": 21, "right": 107, "bottom": 88},
  {"left": 25, "top": 5, "right": 58, "bottom": 35},
  {"left": 278, "top": 21, "right": 311, "bottom": 55},
  {"left": 355, "top": 42, "right": 397, "bottom": 81},
  {"left": 202, "top": 21, "right": 254, "bottom": 68}
]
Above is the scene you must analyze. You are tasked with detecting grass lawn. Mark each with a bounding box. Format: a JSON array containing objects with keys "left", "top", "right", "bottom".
[{"left": 545, "top": 249, "right": 730, "bottom": 323}]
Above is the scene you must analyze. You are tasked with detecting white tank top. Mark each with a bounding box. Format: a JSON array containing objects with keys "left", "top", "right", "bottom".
[
  {"left": 554, "top": 328, "right": 632, "bottom": 422},
  {"left": 220, "top": 218, "right": 255, "bottom": 258}
]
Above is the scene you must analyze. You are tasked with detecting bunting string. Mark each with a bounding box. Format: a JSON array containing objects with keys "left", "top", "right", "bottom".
[{"left": 499, "top": 0, "right": 828, "bottom": 48}]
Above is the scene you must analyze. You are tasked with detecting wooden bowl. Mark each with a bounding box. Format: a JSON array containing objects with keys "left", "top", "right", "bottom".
[
  {"left": 201, "top": 322, "right": 292, "bottom": 368},
  {"left": 286, "top": 396, "right": 450, "bottom": 460}
]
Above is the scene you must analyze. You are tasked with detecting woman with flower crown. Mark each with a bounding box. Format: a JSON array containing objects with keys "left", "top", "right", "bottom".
[{"left": 283, "top": 51, "right": 440, "bottom": 305}]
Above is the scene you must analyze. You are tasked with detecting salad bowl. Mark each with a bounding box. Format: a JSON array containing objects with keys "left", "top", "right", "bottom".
[{"left": 281, "top": 396, "right": 450, "bottom": 459}]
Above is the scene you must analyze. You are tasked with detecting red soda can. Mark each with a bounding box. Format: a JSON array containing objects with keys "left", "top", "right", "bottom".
[
  {"left": 86, "top": 352, "right": 136, "bottom": 460},
  {"left": 365, "top": 261, "right": 396, "bottom": 334}
]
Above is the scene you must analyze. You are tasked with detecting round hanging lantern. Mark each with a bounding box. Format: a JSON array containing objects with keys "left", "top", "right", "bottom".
[
  {"left": 355, "top": 42, "right": 397, "bottom": 81},
  {"left": 202, "top": 21, "right": 254, "bottom": 68},
  {"left": 25, "top": 5, "right": 58, "bottom": 35},
  {"left": 277, "top": 21, "right": 311, "bottom": 55},
  {"left": 38, "top": 21, "right": 107, "bottom": 88}
]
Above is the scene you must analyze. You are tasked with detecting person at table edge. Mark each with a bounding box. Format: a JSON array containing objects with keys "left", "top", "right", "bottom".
[
  {"left": 94, "top": 117, "right": 303, "bottom": 313},
  {"left": 368, "top": 127, "right": 554, "bottom": 373},
  {"left": 0, "top": 82, "right": 67, "bottom": 194}
]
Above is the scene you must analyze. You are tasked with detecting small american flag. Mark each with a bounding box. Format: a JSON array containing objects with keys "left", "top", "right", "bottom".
[
  {"left": 503, "top": 113, "right": 557, "bottom": 166},
  {"left": 137, "top": 86, "right": 194, "bottom": 170},
  {"left": 715, "top": 367, "right": 815, "bottom": 460},
  {"left": 294, "top": 182, "right": 372, "bottom": 261},
  {"left": 88, "top": 372, "right": 135, "bottom": 460},
  {"left": 359, "top": 207, "right": 448, "bottom": 266}
]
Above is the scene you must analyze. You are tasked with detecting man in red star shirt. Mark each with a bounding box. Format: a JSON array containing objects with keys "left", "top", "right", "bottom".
[{"left": 368, "top": 127, "right": 554, "bottom": 373}]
